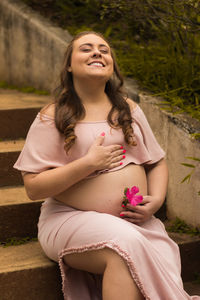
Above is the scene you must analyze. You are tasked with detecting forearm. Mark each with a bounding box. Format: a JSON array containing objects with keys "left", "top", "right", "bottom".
[
  {"left": 145, "top": 158, "right": 168, "bottom": 210},
  {"left": 23, "top": 155, "right": 95, "bottom": 200}
]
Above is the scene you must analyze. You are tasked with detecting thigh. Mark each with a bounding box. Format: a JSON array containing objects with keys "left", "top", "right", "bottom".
[
  {"left": 64, "top": 247, "right": 119, "bottom": 275},
  {"left": 59, "top": 211, "right": 139, "bottom": 250}
]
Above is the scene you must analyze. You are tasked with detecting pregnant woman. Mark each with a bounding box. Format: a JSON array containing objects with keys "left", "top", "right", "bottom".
[{"left": 14, "top": 31, "right": 200, "bottom": 300}]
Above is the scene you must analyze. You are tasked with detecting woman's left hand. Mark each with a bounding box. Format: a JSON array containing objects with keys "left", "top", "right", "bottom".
[{"left": 120, "top": 195, "right": 161, "bottom": 225}]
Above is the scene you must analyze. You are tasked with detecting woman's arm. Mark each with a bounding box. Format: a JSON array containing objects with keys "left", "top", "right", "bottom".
[
  {"left": 144, "top": 158, "right": 168, "bottom": 209},
  {"left": 23, "top": 155, "right": 95, "bottom": 200},
  {"left": 23, "top": 134, "right": 124, "bottom": 200},
  {"left": 120, "top": 158, "right": 168, "bottom": 224}
]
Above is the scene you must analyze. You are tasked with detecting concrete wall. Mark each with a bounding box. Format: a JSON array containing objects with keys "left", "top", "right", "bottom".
[
  {"left": 0, "top": 0, "right": 72, "bottom": 92},
  {"left": 1, "top": 0, "right": 200, "bottom": 226},
  {"left": 139, "top": 93, "right": 200, "bottom": 227}
]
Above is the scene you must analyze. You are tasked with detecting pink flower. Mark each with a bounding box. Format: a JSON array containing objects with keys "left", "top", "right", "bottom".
[{"left": 123, "top": 186, "right": 143, "bottom": 206}]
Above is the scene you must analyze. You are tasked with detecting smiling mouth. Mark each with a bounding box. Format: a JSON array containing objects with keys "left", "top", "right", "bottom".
[{"left": 88, "top": 62, "right": 105, "bottom": 67}]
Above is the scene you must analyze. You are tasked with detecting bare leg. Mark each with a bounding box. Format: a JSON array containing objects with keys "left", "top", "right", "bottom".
[{"left": 64, "top": 248, "right": 144, "bottom": 300}]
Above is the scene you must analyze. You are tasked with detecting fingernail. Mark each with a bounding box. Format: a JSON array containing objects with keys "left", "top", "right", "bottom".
[
  {"left": 101, "top": 132, "right": 105, "bottom": 136},
  {"left": 120, "top": 162, "right": 123, "bottom": 165},
  {"left": 120, "top": 214, "right": 125, "bottom": 217},
  {"left": 120, "top": 146, "right": 123, "bottom": 149},
  {"left": 121, "top": 204, "right": 125, "bottom": 208},
  {"left": 123, "top": 149, "right": 126, "bottom": 153},
  {"left": 122, "top": 155, "right": 126, "bottom": 159}
]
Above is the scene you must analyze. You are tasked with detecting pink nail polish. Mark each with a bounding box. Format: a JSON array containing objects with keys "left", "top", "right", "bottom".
[
  {"left": 120, "top": 162, "right": 123, "bottom": 165},
  {"left": 122, "top": 155, "right": 126, "bottom": 159},
  {"left": 123, "top": 149, "right": 126, "bottom": 153},
  {"left": 120, "top": 146, "right": 123, "bottom": 149},
  {"left": 101, "top": 132, "right": 105, "bottom": 136},
  {"left": 120, "top": 214, "right": 125, "bottom": 217},
  {"left": 121, "top": 204, "right": 125, "bottom": 208}
]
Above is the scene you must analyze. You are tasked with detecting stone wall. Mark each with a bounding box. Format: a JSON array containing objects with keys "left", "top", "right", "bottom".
[
  {"left": 1, "top": 0, "right": 200, "bottom": 226},
  {"left": 139, "top": 93, "right": 200, "bottom": 227},
  {"left": 0, "top": 0, "right": 72, "bottom": 92},
  {"left": 125, "top": 78, "right": 200, "bottom": 227}
]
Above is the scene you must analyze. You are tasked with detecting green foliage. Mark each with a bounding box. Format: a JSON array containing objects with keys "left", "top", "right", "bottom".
[
  {"left": 20, "top": 0, "right": 200, "bottom": 121},
  {"left": 0, "top": 81, "right": 49, "bottom": 95},
  {"left": 181, "top": 156, "right": 200, "bottom": 183},
  {"left": 191, "top": 133, "right": 200, "bottom": 140},
  {"left": 194, "top": 273, "right": 200, "bottom": 284},
  {"left": 0, "top": 237, "right": 37, "bottom": 247},
  {"left": 181, "top": 156, "right": 200, "bottom": 195},
  {"left": 167, "top": 217, "right": 200, "bottom": 236}
]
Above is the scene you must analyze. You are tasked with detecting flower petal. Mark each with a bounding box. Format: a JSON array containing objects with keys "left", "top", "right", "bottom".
[
  {"left": 131, "top": 186, "right": 139, "bottom": 195},
  {"left": 130, "top": 198, "right": 137, "bottom": 206},
  {"left": 135, "top": 195, "right": 143, "bottom": 204}
]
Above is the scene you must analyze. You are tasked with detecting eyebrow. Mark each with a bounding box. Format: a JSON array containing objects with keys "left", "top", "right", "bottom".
[{"left": 79, "top": 43, "right": 109, "bottom": 49}]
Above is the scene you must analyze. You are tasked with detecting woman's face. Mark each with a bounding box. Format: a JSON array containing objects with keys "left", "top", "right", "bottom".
[{"left": 68, "top": 34, "right": 114, "bottom": 83}]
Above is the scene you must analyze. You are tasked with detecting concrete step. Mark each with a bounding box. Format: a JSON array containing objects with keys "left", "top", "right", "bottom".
[
  {"left": 0, "top": 186, "right": 199, "bottom": 284},
  {"left": 168, "top": 232, "right": 200, "bottom": 282},
  {"left": 184, "top": 281, "right": 200, "bottom": 296},
  {"left": 0, "top": 139, "right": 24, "bottom": 187},
  {"left": 0, "top": 186, "right": 43, "bottom": 241},
  {"left": 0, "top": 241, "right": 63, "bottom": 300},
  {"left": 0, "top": 240, "right": 199, "bottom": 299},
  {"left": 0, "top": 89, "right": 51, "bottom": 139}
]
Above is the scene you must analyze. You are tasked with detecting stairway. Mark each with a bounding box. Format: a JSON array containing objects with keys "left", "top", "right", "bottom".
[
  {"left": 0, "top": 89, "right": 63, "bottom": 299},
  {"left": 0, "top": 88, "right": 200, "bottom": 299}
]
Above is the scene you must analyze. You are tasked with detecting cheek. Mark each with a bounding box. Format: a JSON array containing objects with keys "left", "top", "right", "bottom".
[
  {"left": 70, "top": 53, "right": 83, "bottom": 70},
  {"left": 108, "top": 57, "right": 114, "bottom": 71},
  {"left": 108, "top": 60, "right": 114, "bottom": 75}
]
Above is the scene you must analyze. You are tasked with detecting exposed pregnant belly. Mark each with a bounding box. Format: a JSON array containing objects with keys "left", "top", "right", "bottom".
[{"left": 57, "top": 164, "right": 147, "bottom": 217}]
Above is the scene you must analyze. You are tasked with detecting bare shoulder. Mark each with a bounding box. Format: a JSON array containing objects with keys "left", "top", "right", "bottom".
[
  {"left": 125, "top": 97, "right": 137, "bottom": 111},
  {"left": 40, "top": 103, "right": 55, "bottom": 118}
]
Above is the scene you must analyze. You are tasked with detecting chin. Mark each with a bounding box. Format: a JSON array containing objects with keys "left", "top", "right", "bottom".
[{"left": 87, "top": 73, "right": 112, "bottom": 82}]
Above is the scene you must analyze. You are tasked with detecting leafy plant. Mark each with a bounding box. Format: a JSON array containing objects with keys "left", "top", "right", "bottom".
[
  {"left": 181, "top": 156, "right": 200, "bottom": 196},
  {"left": 0, "top": 81, "right": 49, "bottom": 95},
  {"left": 0, "top": 237, "right": 37, "bottom": 247},
  {"left": 166, "top": 217, "right": 200, "bottom": 236},
  {"left": 20, "top": 0, "right": 200, "bottom": 121}
]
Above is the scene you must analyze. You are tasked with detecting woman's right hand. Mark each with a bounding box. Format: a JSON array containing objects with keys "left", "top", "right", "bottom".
[{"left": 85, "top": 133, "right": 125, "bottom": 171}]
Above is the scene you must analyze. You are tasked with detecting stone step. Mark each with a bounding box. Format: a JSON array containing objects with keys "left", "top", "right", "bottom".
[
  {"left": 0, "top": 186, "right": 43, "bottom": 241},
  {"left": 0, "top": 241, "right": 63, "bottom": 300},
  {"left": 168, "top": 232, "right": 200, "bottom": 282},
  {"left": 184, "top": 281, "right": 200, "bottom": 296},
  {"left": 0, "top": 139, "right": 24, "bottom": 187},
  {"left": 0, "top": 240, "right": 199, "bottom": 299},
  {"left": 1, "top": 187, "right": 200, "bottom": 284},
  {"left": 0, "top": 89, "right": 51, "bottom": 139}
]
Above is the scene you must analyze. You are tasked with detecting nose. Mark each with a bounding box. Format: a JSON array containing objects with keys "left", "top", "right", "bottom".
[{"left": 91, "top": 48, "right": 102, "bottom": 58}]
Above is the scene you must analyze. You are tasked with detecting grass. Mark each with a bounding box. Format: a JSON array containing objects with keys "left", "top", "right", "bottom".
[
  {"left": 0, "top": 81, "right": 49, "bottom": 95},
  {"left": 0, "top": 237, "right": 38, "bottom": 247},
  {"left": 166, "top": 217, "right": 200, "bottom": 236}
]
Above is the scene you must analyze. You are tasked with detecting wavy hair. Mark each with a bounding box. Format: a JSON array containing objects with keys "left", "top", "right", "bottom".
[{"left": 53, "top": 31, "right": 136, "bottom": 153}]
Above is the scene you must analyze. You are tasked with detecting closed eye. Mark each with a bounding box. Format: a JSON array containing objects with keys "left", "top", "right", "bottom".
[
  {"left": 100, "top": 49, "right": 109, "bottom": 54},
  {"left": 81, "top": 48, "right": 91, "bottom": 52}
]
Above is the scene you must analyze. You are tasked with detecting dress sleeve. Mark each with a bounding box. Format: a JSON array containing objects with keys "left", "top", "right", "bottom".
[
  {"left": 13, "top": 113, "right": 67, "bottom": 173},
  {"left": 132, "top": 105, "right": 166, "bottom": 165}
]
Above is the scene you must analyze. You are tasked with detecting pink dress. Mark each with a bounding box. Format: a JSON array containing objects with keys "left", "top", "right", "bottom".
[{"left": 14, "top": 105, "right": 200, "bottom": 300}]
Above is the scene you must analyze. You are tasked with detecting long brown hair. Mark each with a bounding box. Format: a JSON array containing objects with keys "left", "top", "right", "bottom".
[{"left": 53, "top": 31, "right": 136, "bottom": 153}]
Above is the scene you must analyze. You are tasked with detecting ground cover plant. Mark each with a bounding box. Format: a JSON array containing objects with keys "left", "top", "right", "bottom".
[
  {"left": 21, "top": 0, "right": 200, "bottom": 124},
  {"left": 166, "top": 217, "right": 200, "bottom": 236},
  {"left": 0, "top": 81, "right": 49, "bottom": 95}
]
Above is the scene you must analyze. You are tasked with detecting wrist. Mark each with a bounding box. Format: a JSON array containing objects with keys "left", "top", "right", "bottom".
[{"left": 82, "top": 154, "right": 97, "bottom": 173}]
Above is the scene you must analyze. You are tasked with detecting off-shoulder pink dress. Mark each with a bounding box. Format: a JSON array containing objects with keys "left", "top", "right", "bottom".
[{"left": 14, "top": 105, "right": 200, "bottom": 300}]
